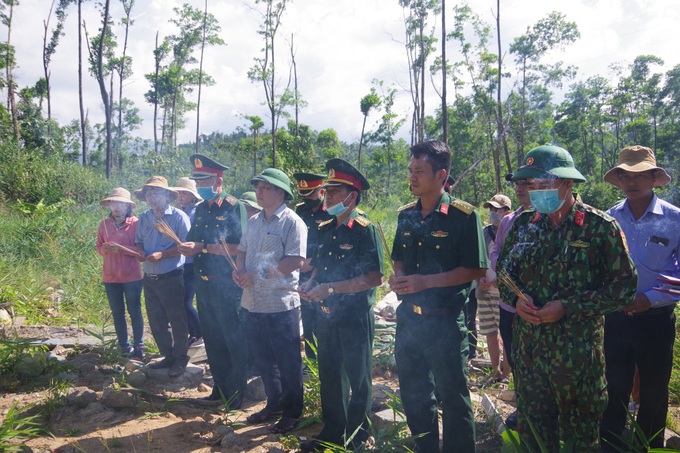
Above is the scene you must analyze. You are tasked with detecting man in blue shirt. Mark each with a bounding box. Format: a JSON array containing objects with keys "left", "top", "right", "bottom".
[
  {"left": 134, "top": 176, "right": 191, "bottom": 378},
  {"left": 600, "top": 145, "right": 680, "bottom": 451}
]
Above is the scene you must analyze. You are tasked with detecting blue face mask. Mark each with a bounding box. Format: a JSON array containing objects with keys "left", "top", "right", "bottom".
[
  {"left": 326, "top": 193, "right": 352, "bottom": 217},
  {"left": 529, "top": 188, "right": 565, "bottom": 214},
  {"left": 197, "top": 186, "right": 218, "bottom": 200}
]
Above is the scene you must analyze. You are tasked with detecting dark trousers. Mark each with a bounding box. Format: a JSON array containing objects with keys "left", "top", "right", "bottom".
[
  {"left": 498, "top": 306, "right": 515, "bottom": 370},
  {"left": 143, "top": 271, "right": 189, "bottom": 364},
  {"left": 465, "top": 291, "right": 478, "bottom": 360},
  {"left": 103, "top": 280, "right": 144, "bottom": 350},
  {"left": 245, "top": 308, "right": 303, "bottom": 419},
  {"left": 395, "top": 304, "right": 475, "bottom": 453},
  {"left": 300, "top": 300, "right": 318, "bottom": 359},
  {"left": 196, "top": 278, "right": 246, "bottom": 406},
  {"left": 316, "top": 308, "right": 374, "bottom": 445},
  {"left": 601, "top": 309, "right": 676, "bottom": 450},
  {"left": 183, "top": 263, "right": 201, "bottom": 339}
]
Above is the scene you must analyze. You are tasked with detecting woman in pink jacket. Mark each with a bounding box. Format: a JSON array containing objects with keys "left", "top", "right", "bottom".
[{"left": 96, "top": 188, "right": 145, "bottom": 359}]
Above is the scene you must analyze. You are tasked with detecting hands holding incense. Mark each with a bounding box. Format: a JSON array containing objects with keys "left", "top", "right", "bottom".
[
  {"left": 101, "top": 241, "right": 144, "bottom": 260},
  {"left": 515, "top": 293, "right": 566, "bottom": 326}
]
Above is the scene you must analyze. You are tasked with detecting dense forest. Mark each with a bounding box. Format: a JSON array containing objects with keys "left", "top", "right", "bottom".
[{"left": 0, "top": 0, "right": 678, "bottom": 210}]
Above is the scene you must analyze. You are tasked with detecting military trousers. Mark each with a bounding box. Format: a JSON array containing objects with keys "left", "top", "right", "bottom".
[
  {"left": 513, "top": 321, "right": 607, "bottom": 453},
  {"left": 601, "top": 308, "right": 676, "bottom": 451},
  {"left": 395, "top": 303, "right": 475, "bottom": 453},
  {"left": 143, "top": 270, "right": 189, "bottom": 364},
  {"left": 315, "top": 307, "right": 374, "bottom": 446},
  {"left": 195, "top": 277, "right": 247, "bottom": 407}
]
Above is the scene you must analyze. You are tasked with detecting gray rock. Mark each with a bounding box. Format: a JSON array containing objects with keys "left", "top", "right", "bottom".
[
  {"left": 101, "top": 387, "right": 137, "bottom": 409},
  {"left": 244, "top": 376, "right": 266, "bottom": 401},
  {"left": 46, "top": 351, "right": 67, "bottom": 362},
  {"left": 127, "top": 370, "right": 147, "bottom": 388},
  {"left": 371, "top": 408, "right": 406, "bottom": 432},
  {"left": 79, "top": 402, "right": 107, "bottom": 417},
  {"left": 67, "top": 388, "right": 98, "bottom": 409},
  {"left": 77, "top": 362, "right": 96, "bottom": 375},
  {"left": 54, "top": 371, "right": 79, "bottom": 382},
  {"left": 214, "top": 425, "right": 234, "bottom": 438},
  {"left": 220, "top": 431, "right": 239, "bottom": 448},
  {"left": 144, "top": 363, "right": 203, "bottom": 385}
]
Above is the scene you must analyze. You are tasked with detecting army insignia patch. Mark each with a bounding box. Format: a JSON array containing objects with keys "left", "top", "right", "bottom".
[
  {"left": 328, "top": 169, "right": 336, "bottom": 179},
  {"left": 526, "top": 157, "right": 534, "bottom": 165},
  {"left": 440, "top": 203, "right": 449, "bottom": 215},
  {"left": 620, "top": 230, "right": 629, "bottom": 253},
  {"left": 531, "top": 212, "right": 541, "bottom": 223},
  {"left": 431, "top": 230, "right": 449, "bottom": 238},
  {"left": 340, "top": 244, "right": 353, "bottom": 250},
  {"left": 299, "top": 180, "right": 308, "bottom": 188},
  {"left": 569, "top": 240, "right": 589, "bottom": 248},
  {"left": 347, "top": 218, "right": 355, "bottom": 229},
  {"left": 574, "top": 210, "right": 585, "bottom": 227},
  {"left": 194, "top": 158, "right": 203, "bottom": 168},
  {"left": 216, "top": 216, "right": 226, "bottom": 221}
]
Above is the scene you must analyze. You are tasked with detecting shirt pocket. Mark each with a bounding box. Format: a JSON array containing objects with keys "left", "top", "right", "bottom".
[{"left": 639, "top": 239, "right": 670, "bottom": 271}]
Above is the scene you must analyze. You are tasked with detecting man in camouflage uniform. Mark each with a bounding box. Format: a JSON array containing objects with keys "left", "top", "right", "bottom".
[
  {"left": 298, "top": 159, "right": 383, "bottom": 451},
  {"left": 177, "top": 154, "right": 248, "bottom": 407},
  {"left": 497, "top": 145, "right": 637, "bottom": 452},
  {"left": 293, "top": 172, "right": 332, "bottom": 360},
  {"left": 390, "top": 141, "right": 487, "bottom": 453}
]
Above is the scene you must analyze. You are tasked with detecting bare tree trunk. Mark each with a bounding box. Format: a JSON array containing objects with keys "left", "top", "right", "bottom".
[
  {"left": 42, "top": 0, "right": 56, "bottom": 136},
  {"left": 195, "top": 0, "right": 208, "bottom": 154},
  {"left": 441, "top": 0, "right": 447, "bottom": 144},
  {"left": 418, "top": 21, "right": 425, "bottom": 143},
  {"left": 270, "top": 34, "right": 277, "bottom": 167},
  {"left": 5, "top": 1, "right": 20, "bottom": 149},
  {"left": 496, "top": 0, "right": 511, "bottom": 174},
  {"left": 78, "top": 0, "right": 87, "bottom": 166},
  {"left": 290, "top": 33, "right": 300, "bottom": 156},
  {"left": 358, "top": 114, "right": 367, "bottom": 173},
  {"left": 117, "top": 0, "right": 133, "bottom": 171},
  {"left": 152, "top": 31, "right": 159, "bottom": 154},
  {"left": 95, "top": 0, "right": 112, "bottom": 178}
]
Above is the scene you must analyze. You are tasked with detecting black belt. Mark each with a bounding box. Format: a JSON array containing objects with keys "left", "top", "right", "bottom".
[
  {"left": 632, "top": 304, "right": 675, "bottom": 317},
  {"left": 144, "top": 268, "right": 183, "bottom": 280},
  {"left": 404, "top": 302, "right": 457, "bottom": 317}
]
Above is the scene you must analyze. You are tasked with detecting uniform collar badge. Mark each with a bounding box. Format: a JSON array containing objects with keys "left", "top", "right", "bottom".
[
  {"left": 440, "top": 203, "right": 449, "bottom": 215},
  {"left": 340, "top": 244, "right": 353, "bottom": 250},
  {"left": 574, "top": 210, "right": 585, "bottom": 227},
  {"left": 347, "top": 217, "right": 355, "bottom": 229},
  {"left": 431, "top": 230, "right": 449, "bottom": 238}
]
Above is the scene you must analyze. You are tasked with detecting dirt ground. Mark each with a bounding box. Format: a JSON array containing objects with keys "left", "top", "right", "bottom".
[{"left": 1, "top": 324, "right": 678, "bottom": 452}]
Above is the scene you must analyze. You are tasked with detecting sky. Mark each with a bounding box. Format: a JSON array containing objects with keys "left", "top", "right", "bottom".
[{"left": 7, "top": 0, "right": 680, "bottom": 146}]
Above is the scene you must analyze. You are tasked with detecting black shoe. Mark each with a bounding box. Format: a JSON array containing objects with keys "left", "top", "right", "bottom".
[
  {"left": 299, "top": 438, "right": 323, "bottom": 453},
  {"left": 131, "top": 346, "right": 144, "bottom": 360},
  {"left": 167, "top": 362, "right": 186, "bottom": 378},
  {"left": 505, "top": 410, "right": 518, "bottom": 430},
  {"left": 148, "top": 357, "right": 175, "bottom": 369}
]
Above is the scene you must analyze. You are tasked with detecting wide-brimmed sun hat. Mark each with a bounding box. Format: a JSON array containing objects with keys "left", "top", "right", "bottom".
[
  {"left": 134, "top": 176, "right": 178, "bottom": 201},
  {"left": 101, "top": 187, "right": 136, "bottom": 209},
  {"left": 173, "top": 177, "right": 201, "bottom": 200},
  {"left": 603, "top": 145, "right": 671, "bottom": 187}
]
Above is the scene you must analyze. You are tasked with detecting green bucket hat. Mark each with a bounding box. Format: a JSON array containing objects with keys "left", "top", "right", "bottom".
[
  {"left": 512, "top": 145, "right": 586, "bottom": 182},
  {"left": 250, "top": 168, "right": 294, "bottom": 200}
]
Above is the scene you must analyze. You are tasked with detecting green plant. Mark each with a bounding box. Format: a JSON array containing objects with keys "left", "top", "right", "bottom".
[
  {"left": 40, "top": 379, "right": 70, "bottom": 419},
  {"left": 0, "top": 401, "right": 45, "bottom": 451},
  {"left": 83, "top": 313, "right": 120, "bottom": 363},
  {"left": 0, "top": 337, "right": 49, "bottom": 390}
]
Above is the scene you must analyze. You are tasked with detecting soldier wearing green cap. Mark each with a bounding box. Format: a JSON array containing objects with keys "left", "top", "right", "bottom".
[
  {"left": 389, "top": 141, "right": 487, "bottom": 453},
  {"left": 234, "top": 168, "right": 307, "bottom": 434},
  {"left": 497, "top": 145, "right": 637, "bottom": 452},
  {"left": 177, "top": 154, "right": 249, "bottom": 406},
  {"left": 239, "top": 191, "right": 262, "bottom": 218},
  {"left": 293, "top": 172, "right": 332, "bottom": 361},
  {"left": 298, "top": 159, "right": 384, "bottom": 451}
]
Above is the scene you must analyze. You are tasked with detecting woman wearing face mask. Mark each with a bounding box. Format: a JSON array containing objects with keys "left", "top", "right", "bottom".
[
  {"left": 96, "top": 188, "right": 145, "bottom": 359},
  {"left": 478, "top": 194, "right": 512, "bottom": 384}
]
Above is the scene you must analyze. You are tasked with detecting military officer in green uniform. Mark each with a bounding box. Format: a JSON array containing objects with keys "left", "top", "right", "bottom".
[
  {"left": 293, "top": 172, "right": 333, "bottom": 360},
  {"left": 390, "top": 141, "right": 487, "bottom": 453},
  {"left": 497, "top": 145, "right": 637, "bottom": 452},
  {"left": 177, "top": 154, "right": 248, "bottom": 407},
  {"left": 299, "top": 159, "right": 384, "bottom": 451}
]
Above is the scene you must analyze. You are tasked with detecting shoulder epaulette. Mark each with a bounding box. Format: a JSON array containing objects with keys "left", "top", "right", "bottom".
[
  {"left": 354, "top": 216, "right": 371, "bottom": 227},
  {"left": 356, "top": 208, "right": 366, "bottom": 215},
  {"left": 450, "top": 199, "right": 476, "bottom": 215},
  {"left": 397, "top": 201, "right": 417, "bottom": 212},
  {"left": 225, "top": 195, "right": 238, "bottom": 206},
  {"left": 318, "top": 218, "right": 334, "bottom": 229},
  {"left": 295, "top": 201, "right": 305, "bottom": 208}
]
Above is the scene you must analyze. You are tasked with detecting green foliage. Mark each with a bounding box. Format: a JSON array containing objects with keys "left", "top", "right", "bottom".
[
  {"left": 0, "top": 338, "right": 48, "bottom": 390},
  {"left": 576, "top": 180, "right": 622, "bottom": 212},
  {"left": 301, "top": 339, "right": 323, "bottom": 426},
  {"left": 0, "top": 401, "right": 45, "bottom": 452}
]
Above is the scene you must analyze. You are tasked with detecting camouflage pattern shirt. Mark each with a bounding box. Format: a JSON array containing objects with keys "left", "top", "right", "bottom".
[{"left": 497, "top": 197, "right": 637, "bottom": 381}]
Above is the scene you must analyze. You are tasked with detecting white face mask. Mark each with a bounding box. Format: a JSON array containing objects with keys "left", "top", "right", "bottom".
[
  {"left": 326, "top": 193, "right": 352, "bottom": 217},
  {"left": 488, "top": 211, "right": 503, "bottom": 226}
]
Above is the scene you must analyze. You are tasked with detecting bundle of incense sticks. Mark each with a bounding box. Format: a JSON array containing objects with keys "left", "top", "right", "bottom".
[
  {"left": 154, "top": 219, "right": 182, "bottom": 245},
  {"left": 497, "top": 269, "right": 531, "bottom": 304},
  {"left": 110, "top": 242, "right": 141, "bottom": 257},
  {"left": 376, "top": 222, "right": 395, "bottom": 272},
  {"left": 218, "top": 238, "right": 239, "bottom": 271}
]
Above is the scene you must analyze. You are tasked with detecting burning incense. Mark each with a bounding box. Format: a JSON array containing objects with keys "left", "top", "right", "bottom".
[
  {"left": 376, "top": 222, "right": 395, "bottom": 272},
  {"left": 497, "top": 269, "right": 531, "bottom": 305},
  {"left": 154, "top": 219, "right": 182, "bottom": 245},
  {"left": 218, "top": 238, "right": 239, "bottom": 271}
]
